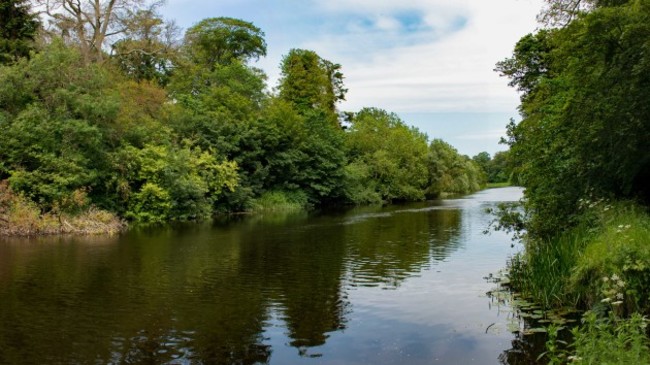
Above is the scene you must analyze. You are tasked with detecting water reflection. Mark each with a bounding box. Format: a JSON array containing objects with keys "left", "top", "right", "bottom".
[{"left": 0, "top": 188, "right": 535, "bottom": 364}]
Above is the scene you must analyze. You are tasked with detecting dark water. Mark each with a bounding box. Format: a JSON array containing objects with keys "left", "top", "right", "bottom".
[{"left": 0, "top": 187, "right": 541, "bottom": 365}]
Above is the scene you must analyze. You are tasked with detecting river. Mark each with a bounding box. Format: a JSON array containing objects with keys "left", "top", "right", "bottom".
[{"left": 0, "top": 187, "right": 544, "bottom": 364}]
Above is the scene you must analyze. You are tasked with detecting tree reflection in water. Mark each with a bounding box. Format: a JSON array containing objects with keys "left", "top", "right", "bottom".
[{"left": 0, "top": 193, "right": 528, "bottom": 364}]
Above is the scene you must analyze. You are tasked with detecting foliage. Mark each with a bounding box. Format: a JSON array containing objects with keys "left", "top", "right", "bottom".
[
  {"left": 473, "top": 150, "right": 515, "bottom": 184},
  {"left": 249, "top": 190, "right": 309, "bottom": 213},
  {"left": 0, "top": 8, "right": 481, "bottom": 232},
  {"left": 277, "top": 48, "right": 346, "bottom": 122},
  {"left": 257, "top": 101, "right": 347, "bottom": 205},
  {"left": 345, "top": 108, "right": 429, "bottom": 203},
  {"left": 428, "top": 139, "right": 485, "bottom": 197},
  {"left": 0, "top": 42, "right": 116, "bottom": 208},
  {"left": 111, "top": 9, "right": 179, "bottom": 85},
  {"left": 183, "top": 17, "right": 266, "bottom": 68},
  {"left": 570, "top": 312, "right": 650, "bottom": 365},
  {"left": 498, "top": 0, "right": 650, "bottom": 238},
  {"left": 112, "top": 143, "right": 238, "bottom": 222},
  {"left": 0, "top": 0, "right": 40, "bottom": 64}
]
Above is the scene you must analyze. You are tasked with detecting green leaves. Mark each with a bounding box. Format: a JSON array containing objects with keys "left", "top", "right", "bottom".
[
  {"left": 345, "top": 108, "right": 429, "bottom": 203},
  {"left": 0, "top": 0, "right": 39, "bottom": 64},
  {"left": 114, "top": 143, "right": 238, "bottom": 222},
  {"left": 278, "top": 49, "right": 346, "bottom": 121},
  {"left": 184, "top": 17, "right": 267, "bottom": 69},
  {"left": 427, "top": 139, "right": 484, "bottom": 197},
  {"left": 499, "top": 0, "right": 650, "bottom": 238}
]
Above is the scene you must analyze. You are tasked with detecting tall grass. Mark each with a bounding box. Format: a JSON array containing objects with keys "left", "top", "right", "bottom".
[
  {"left": 248, "top": 190, "right": 310, "bottom": 213},
  {"left": 508, "top": 201, "right": 650, "bottom": 312},
  {"left": 571, "top": 203, "right": 650, "bottom": 314},
  {"left": 508, "top": 225, "right": 588, "bottom": 309},
  {"left": 507, "top": 200, "right": 650, "bottom": 364}
]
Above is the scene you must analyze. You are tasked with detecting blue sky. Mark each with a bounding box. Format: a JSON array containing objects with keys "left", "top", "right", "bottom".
[{"left": 161, "top": 0, "right": 544, "bottom": 157}]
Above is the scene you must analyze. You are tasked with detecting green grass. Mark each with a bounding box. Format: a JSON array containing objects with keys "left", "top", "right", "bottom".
[
  {"left": 569, "top": 312, "right": 650, "bottom": 365},
  {"left": 248, "top": 190, "right": 310, "bottom": 213},
  {"left": 508, "top": 225, "right": 588, "bottom": 309},
  {"left": 571, "top": 202, "right": 650, "bottom": 313},
  {"left": 509, "top": 201, "right": 650, "bottom": 365},
  {"left": 507, "top": 201, "right": 650, "bottom": 312},
  {"left": 486, "top": 181, "right": 512, "bottom": 189}
]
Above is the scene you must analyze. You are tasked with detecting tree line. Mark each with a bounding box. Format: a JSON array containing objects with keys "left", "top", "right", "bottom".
[{"left": 0, "top": 0, "right": 491, "bottom": 229}]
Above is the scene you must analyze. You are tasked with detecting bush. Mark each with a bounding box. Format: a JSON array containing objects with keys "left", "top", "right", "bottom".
[
  {"left": 249, "top": 190, "right": 309, "bottom": 212},
  {"left": 570, "top": 312, "right": 650, "bottom": 365}
]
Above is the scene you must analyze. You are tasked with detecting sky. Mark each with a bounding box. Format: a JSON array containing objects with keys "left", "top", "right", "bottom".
[{"left": 160, "top": 0, "right": 545, "bottom": 157}]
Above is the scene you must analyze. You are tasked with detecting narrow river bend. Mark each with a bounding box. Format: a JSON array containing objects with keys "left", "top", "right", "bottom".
[{"left": 0, "top": 187, "right": 540, "bottom": 364}]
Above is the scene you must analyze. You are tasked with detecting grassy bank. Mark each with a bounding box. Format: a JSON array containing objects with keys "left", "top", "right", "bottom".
[
  {"left": 248, "top": 190, "right": 310, "bottom": 213},
  {"left": 486, "top": 182, "right": 512, "bottom": 189},
  {"left": 507, "top": 200, "right": 650, "bottom": 363}
]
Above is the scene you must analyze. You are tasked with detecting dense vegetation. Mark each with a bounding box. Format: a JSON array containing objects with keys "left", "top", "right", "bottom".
[
  {"left": 497, "top": 0, "right": 650, "bottom": 362},
  {"left": 0, "top": 0, "right": 486, "bottom": 234}
]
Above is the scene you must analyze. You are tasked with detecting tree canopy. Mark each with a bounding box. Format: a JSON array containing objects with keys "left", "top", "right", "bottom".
[
  {"left": 0, "top": 0, "right": 40, "bottom": 64},
  {"left": 1, "top": 6, "right": 486, "bottom": 229},
  {"left": 183, "top": 17, "right": 266, "bottom": 69},
  {"left": 498, "top": 0, "right": 650, "bottom": 237}
]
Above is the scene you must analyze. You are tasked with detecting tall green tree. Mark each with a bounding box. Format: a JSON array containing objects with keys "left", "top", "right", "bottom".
[
  {"left": 183, "top": 17, "right": 266, "bottom": 69},
  {"left": 428, "top": 139, "right": 484, "bottom": 197},
  {"left": 344, "top": 108, "right": 429, "bottom": 203},
  {"left": 277, "top": 49, "right": 346, "bottom": 124},
  {"left": 498, "top": 0, "right": 650, "bottom": 237},
  {"left": 0, "top": 0, "right": 40, "bottom": 64}
]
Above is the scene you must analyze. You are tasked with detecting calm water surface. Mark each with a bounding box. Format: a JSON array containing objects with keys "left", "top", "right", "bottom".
[{"left": 0, "top": 187, "right": 542, "bottom": 364}]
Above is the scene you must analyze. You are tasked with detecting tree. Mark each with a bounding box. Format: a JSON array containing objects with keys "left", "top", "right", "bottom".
[
  {"left": 0, "top": 0, "right": 40, "bottom": 64},
  {"left": 111, "top": 8, "right": 179, "bottom": 85},
  {"left": 0, "top": 41, "right": 115, "bottom": 208},
  {"left": 472, "top": 152, "right": 491, "bottom": 176},
  {"left": 499, "top": 0, "right": 650, "bottom": 237},
  {"left": 37, "top": 0, "right": 152, "bottom": 62},
  {"left": 183, "top": 17, "right": 266, "bottom": 69},
  {"left": 344, "top": 108, "right": 429, "bottom": 203},
  {"left": 277, "top": 49, "right": 346, "bottom": 123},
  {"left": 494, "top": 30, "right": 554, "bottom": 102},
  {"left": 538, "top": 0, "right": 631, "bottom": 26},
  {"left": 427, "top": 139, "right": 484, "bottom": 197}
]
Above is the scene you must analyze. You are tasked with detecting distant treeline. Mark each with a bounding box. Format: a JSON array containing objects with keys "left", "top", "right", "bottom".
[{"left": 0, "top": 0, "right": 508, "bottom": 231}]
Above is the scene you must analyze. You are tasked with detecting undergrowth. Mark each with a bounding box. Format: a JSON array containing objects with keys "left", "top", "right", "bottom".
[{"left": 0, "top": 181, "right": 124, "bottom": 236}]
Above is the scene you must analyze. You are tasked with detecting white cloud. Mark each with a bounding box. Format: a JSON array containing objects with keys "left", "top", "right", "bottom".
[
  {"left": 162, "top": 0, "right": 542, "bottom": 154},
  {"left": 293, "top": 0, "right": 543, "bottom": 113}
]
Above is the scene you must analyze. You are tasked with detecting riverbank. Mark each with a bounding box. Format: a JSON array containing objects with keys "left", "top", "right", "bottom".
[
  {"left": 506, "top": 200, "right": 650, "bottom": 363},
  {"left": 0, "top": 183, "right": 124, "bottom": 236}
]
